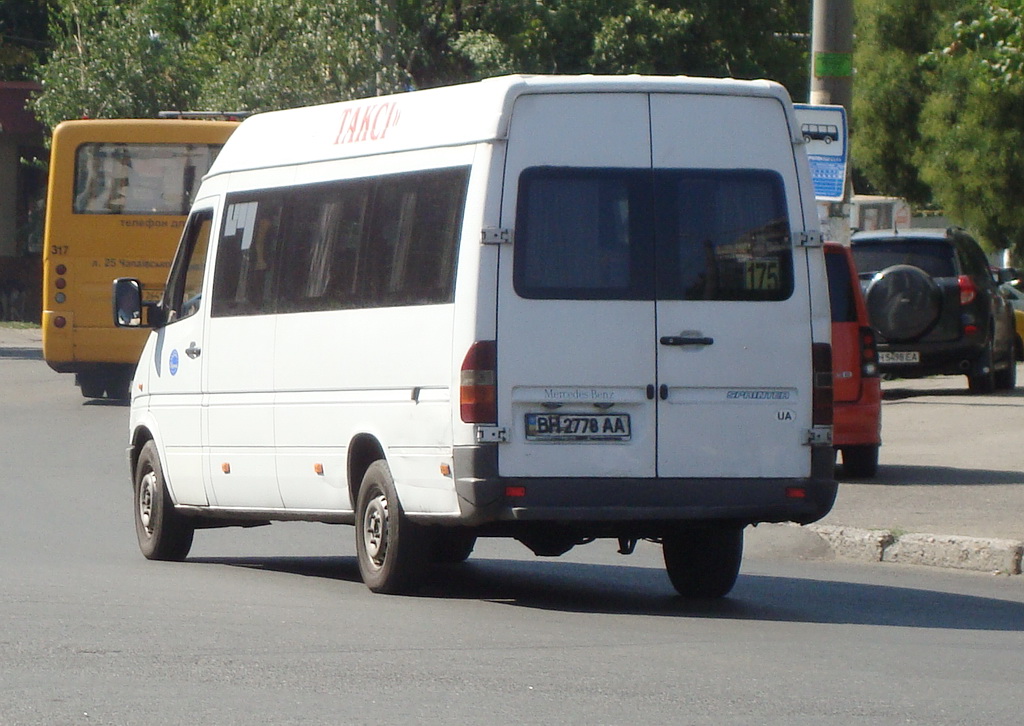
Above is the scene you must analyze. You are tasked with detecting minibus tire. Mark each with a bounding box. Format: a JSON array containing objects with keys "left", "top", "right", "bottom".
[
  {"left": 133, "top": 441, "right": 194, "bottom": 561},
  {"left": 662, "top": 526, "right": 743, "bottom": 599},
  {"left": 355, "top": 460, "right": 429, "bottom": 594}
]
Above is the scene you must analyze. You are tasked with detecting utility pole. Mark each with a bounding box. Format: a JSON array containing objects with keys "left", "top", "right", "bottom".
[
  {"left": 809, "top": 0, "right": 854, "bottom": 110},
  {"left": 810, "top": 0, "right": 855, "bottom": 241}
]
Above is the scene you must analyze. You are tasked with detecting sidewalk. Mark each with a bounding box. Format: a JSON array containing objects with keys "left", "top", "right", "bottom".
[
  {"left": 0, "top": 325, "right": 41, "bottom": 349},
  {"left": 809, "top": 373, "right": 1024, "bottom": 575},
  {"left": 2, "top": 324, "right": 1021, "bottom": 575}
]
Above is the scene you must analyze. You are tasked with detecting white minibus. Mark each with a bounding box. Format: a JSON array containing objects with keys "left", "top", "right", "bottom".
[{"left": 114, "top": 75, "right": 836, "bottom": 598}]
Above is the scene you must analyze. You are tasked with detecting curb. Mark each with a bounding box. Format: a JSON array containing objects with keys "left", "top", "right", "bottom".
[{"left": 807, "top": 524, "right": 1024, "bottom": 575}]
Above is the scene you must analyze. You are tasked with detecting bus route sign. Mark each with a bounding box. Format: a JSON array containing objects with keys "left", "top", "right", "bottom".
[{"left": 794, "top": 104, "right": 848, "bottom": 202}]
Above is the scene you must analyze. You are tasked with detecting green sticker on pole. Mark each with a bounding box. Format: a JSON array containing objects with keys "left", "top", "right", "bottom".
[{"left": 814, "top": 52, "right": 853, "bottom": 78}]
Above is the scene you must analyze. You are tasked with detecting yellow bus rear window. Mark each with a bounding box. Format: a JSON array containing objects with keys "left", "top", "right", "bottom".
[{"left": 73, "top": 143, "right": 222, "bottom": 215}]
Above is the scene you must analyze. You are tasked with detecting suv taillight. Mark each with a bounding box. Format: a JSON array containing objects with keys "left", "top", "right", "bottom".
[
  {"left": 958, "top": 274, "right": 977, "bottom": 305},
  {"left": 460, "top": 340, "right": 496, "bottom": 423},
  {"left": 812, "top": 343, "right": 833, "bottom": 426},
  {"left": 860, "top": 326, "right": 880, "bottom": 377}
]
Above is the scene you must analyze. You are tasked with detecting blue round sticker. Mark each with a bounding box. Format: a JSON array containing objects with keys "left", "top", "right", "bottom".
[{"left": 169, "top": 349, "right": 179, "bottom": 376}]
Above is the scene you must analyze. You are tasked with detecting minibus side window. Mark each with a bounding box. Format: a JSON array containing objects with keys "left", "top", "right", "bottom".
[
  {"left": 211, "top": 167, "right": 468, "bottom": 317},
  {"left": 163, "top": 209, "right": 213, "bottom": 322},
  {"left": 277, "top": 182, "right": 372, "bottom": 313},
  {"left": 274, "top": 166, "right": 468, "bottom": 313},
  {"left": 211, "top": 197, "right": 282, "bottom": 317},
  {"left": 365, "top": 168, "right": 467, "bottom": 306}
]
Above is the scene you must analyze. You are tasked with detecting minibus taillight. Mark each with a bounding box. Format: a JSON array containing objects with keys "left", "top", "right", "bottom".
[
  {"left": 460, "top": 340, "right": 497, "bottom": 423},
  {"left": 812, "top": 343, "right": 833, "bottom": 426}
]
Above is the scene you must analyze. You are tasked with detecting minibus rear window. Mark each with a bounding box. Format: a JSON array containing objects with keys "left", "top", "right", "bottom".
[{"left": 514, "top": 167, "right": 793, "bottom": 302}]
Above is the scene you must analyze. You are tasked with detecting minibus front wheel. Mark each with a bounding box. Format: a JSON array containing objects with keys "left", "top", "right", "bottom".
[
  {"left": 133, "top": 441, "right": 194, "bottom": 561},
  {"left": 355, "top": 460, "right": 430, "bottom": 594}
]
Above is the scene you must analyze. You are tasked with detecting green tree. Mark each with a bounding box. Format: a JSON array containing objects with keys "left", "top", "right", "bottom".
[
  {"left": 854, "top": 0, "right": 1024, "bottom": 254},
  {"left": 194, "top": 0, "right": 400, "bottom": 112},
  {"left": 32, "top": 0, "right": 204, "bottom": 127},
  {"left": 403, "top": 1, "right": 811, "bottom": 98},
  {"left": 32, "top": 0, "right": 405, "bottom": 126},
  {"left": 917, "top": 2, "right": 1024, "bottom": 252},
  {"left": 32, "top": 0, "right": 813, "bottom": 128},
  {"left": 852, "top": 0, "right": 955, "bottom": 205}
]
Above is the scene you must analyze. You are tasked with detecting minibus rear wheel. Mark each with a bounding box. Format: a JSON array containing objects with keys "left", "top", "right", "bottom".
[
  {"left": 355, "top": 460, "right": 430, "bottom": 594},
  {"left": 662, "top": 525, "right": 743, "bottom": 599},
  {"left": 133, "top": 441, "right": 194, "bottom": 561}
]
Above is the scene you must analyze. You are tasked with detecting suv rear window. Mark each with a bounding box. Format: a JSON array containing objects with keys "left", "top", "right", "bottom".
[
  {"left": 851, "top": 240, "right": 956, "bottom": 278},
  {"left": 514, "top": 167, "right": 793, "bottom": 302}
]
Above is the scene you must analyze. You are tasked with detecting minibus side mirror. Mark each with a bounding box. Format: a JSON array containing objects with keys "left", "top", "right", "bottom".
[{"left": 113, "top": 277, "right": 165, "bottom": 328}]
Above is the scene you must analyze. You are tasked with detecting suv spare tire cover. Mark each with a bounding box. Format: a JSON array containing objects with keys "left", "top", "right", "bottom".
[{"left": 865, "top": 264, "right": 943, "bottom": 342}]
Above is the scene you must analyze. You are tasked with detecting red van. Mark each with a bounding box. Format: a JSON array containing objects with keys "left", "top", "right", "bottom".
[{"left": 825, "top": 242, "right": 882, "bottom": 477}]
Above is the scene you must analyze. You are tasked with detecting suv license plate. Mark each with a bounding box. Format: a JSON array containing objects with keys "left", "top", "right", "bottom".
[
  {"left": 879, "top": 351, "right": 920, "bottom": 364},
  {"left": 525, "top": 413, "right": 631, "bottom": 441}
]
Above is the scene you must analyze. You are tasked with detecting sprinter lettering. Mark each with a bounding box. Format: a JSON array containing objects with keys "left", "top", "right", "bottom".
[{"left": 334, "top": 102, "right": 401, "bottom": 144}]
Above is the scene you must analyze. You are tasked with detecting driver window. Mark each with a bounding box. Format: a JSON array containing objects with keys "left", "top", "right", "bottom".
[{"left": 164, "top": 209, "right": 213, "bottom": 322}]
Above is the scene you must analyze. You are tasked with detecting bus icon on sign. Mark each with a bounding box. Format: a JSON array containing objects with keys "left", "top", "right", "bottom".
[{"left": 801, "top": 123, "right": 840, "bottom": 144}]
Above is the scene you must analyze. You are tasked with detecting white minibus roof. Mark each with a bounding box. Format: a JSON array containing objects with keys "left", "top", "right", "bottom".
[{"left": 207, "top": 74, "right": 796, "bottom": 175}]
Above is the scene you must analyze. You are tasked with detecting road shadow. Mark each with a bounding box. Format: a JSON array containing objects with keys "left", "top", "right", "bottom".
[
  {"left": 83, "top": 397, "right": 131, "bottom": 408},
  {"left": 839, "top": 463, "right": 1024, "bottom": 486},
  {"left": 190, "top": 554, "right": 1024, "bottom": 631},
  {"left": 883, "top": 385, "right": 1024, "bottom": 402}
]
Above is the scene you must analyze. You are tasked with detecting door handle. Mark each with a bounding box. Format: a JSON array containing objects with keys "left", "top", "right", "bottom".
[
  {"left": 185, "top": 342, "right": 202, "bottom": 359},
  {"left": 660, "top": 335, "right": 714, "bottom": 346}
]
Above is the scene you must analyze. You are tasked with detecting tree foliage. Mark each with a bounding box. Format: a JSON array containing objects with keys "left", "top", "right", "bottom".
[
  {"left": 31, "top": 0, "right": 812, "bottom": 128},
  {"left": 402, "top": 1, "right": 810, "bottom": 93},
  {"left": 854, "top": 0, "right": 1024, "bottom": 254}
]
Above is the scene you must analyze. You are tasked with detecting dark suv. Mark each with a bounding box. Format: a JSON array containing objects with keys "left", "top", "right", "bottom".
[{"left": 850, "top": 228, "right": 1016, "bottom": 393}]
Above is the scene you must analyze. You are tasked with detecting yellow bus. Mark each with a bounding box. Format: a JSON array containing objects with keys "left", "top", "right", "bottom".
[{"left": 42, "top": 116, "right": 240, "bottom": 399}]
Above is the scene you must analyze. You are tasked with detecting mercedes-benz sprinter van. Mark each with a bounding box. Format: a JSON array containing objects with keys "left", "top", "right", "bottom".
[{"left": 114, "top": 75, "right": 836, "bottom": 598}]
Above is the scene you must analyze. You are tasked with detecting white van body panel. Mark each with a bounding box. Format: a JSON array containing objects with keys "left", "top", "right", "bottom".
[
  {"left": 132, "top": 201, "right": 216, "bottom": 507},
  {"left": 204, "top": 314, "right": 280, "bottom": 508},
  {"left": 649, "top": 93, "right": 812, "bottom": 479},
  {"left": 497, "top": 93, "right": 657, "bottom": 478},
  {"left": 495, "top": 91, "right": 816, "bottom": 480}
]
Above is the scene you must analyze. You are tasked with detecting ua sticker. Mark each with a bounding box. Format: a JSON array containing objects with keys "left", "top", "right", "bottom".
[
  {"left": 776, "top": 409, "right": 795, "bottom": 421},
  {"left": 169, "top": 349, "right": 179, "bottom": 376}
]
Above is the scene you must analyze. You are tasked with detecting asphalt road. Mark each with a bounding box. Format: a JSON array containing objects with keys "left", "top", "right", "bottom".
[{"left": 2, "top": 342, "right": 1023, "bottom": 725}]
